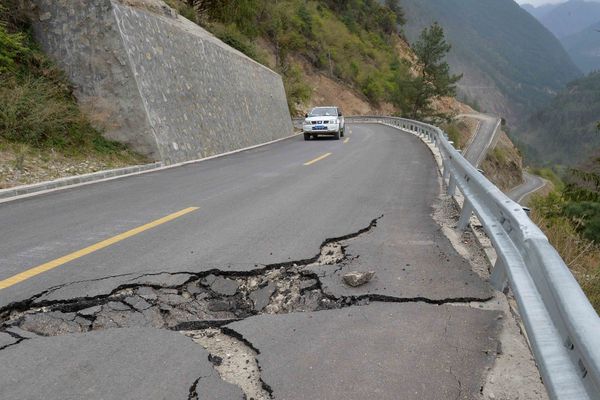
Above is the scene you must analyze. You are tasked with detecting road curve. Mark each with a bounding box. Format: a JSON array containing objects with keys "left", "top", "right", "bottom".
[
  {"left": 0, "top": 124, "right": 501, "bottom": 400},
  {"left": 459, "top": 113, "right": 502, "bottom": 167},
  {"left": 508, "top": 171, "right": 546, "bottom": 204}
]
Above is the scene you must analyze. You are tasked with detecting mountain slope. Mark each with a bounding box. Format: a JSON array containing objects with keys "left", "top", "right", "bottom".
[
  {"left": 519, "top": 71, "right": 600, "bottom": 166},
  {"left": 561, "top": 20, "right": 600, "bottom": 73},
  {"left": 399, "top": 0, "right": 581, "bottom": 122},
  {"left": 538, "top": 0, "right": 600, "bottom": 39},
  {"left": 521, "top": 3, "right": 561, "bottom": 20}
]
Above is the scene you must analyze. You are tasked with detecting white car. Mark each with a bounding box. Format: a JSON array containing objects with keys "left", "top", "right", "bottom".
[{"left": 302, "top": 106, "right": 345, "bottom": 140}]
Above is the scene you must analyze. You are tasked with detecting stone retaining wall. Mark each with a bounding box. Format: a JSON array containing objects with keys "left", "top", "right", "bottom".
[{"left": 29, "top": 0, "right": 293, "bottom": 164}]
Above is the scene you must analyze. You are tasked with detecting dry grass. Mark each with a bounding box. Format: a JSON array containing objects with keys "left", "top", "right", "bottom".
[
  {"left": 0, "top": 138, "right": 147, "bottom": 189},
  {"left": 531, "top": 205, "right": 600, "bottom": 312},
  {"left": 481, "top": 132, "right": 523, "bottom": 192}
]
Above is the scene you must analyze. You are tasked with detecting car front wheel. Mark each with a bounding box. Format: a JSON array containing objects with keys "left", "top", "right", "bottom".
[
  {"left": 333, "top": 130, "right": 340, "bottom": 140},
  {"left": 304, "top": 133, "right": 310, "bottom": 141}
]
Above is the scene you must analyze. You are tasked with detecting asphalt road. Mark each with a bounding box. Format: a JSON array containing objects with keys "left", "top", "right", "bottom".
[
  {"left": 508, "top": 171, "right": 546, "bottom": 204},
  {"left": 0, "top": 124, "right": 500, "bottom": 399},
  {"left": 460, "top": 113, "right": 502, "bottom": 167},
  {"left": 460, "top": 114, "right": 544, "bottom": 205}
]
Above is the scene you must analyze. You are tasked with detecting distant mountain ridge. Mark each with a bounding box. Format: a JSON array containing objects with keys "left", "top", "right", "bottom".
[
  {"left": 522, "top": 0, "right": 600, "bottom": 72},
  {"left": 521, "top": 3, "right": 561, "bottom": 20},
  {"left": 535, "top": 0, "right": 600, "bottom": 39},
  {"left": 562, "top": 20, "right": 600, "bottom": 73},
  {"left": 399, "top": 0, "right": 581, "bottom": 123},
  {"left": 519, "top": 71, "right": 600, "bottom": 166}
]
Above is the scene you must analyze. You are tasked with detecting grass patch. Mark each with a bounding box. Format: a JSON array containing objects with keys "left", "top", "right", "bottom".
[
  {"left": 163, "top": 0, "right": 197, "bottom": 22},
  {"left": 489, "top": 146, "right": 507, "bottom": 164},
  {"left": 0, "top": 2, "right": 145, "bottom": 163},
  {"left": 442, "top": 121, "right": 471, "bottom": 150},
  {"left": 530, "top": 192, "right": 600, "bottom": 312}
]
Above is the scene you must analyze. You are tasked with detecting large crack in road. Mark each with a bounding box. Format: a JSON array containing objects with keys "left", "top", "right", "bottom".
[{"left": 0, "top": 215, "right": 495, "bottom": 399}]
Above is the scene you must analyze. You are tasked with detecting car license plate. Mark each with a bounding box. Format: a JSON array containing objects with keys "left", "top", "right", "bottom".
[{"left": 313, "top": 125, "right": 327, "bottom": 131}]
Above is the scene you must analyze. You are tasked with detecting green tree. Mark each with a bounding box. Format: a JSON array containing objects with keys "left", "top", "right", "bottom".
[
  {"left": 400, "top": 22, "right": 461, "bottom": 120},
  {"left": 385, "top": 0, "right": 406, "bottom": 26}
]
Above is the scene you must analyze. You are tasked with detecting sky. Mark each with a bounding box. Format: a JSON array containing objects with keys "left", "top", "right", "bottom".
[{"left": 516, "top": 0, "right": 600, "bottom": 5}]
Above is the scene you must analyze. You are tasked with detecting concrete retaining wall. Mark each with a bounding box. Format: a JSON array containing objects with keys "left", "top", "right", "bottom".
[{"left": 29, "top": 0, "right": 293, "bottom": 164}]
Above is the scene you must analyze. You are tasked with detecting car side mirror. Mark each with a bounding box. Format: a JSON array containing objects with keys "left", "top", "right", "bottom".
[
  {"left": 305, "top": 113, "right": 308, "bottom": 118},
  {"left": 338, "top": 112, "right": 342, "bottom": 117}
]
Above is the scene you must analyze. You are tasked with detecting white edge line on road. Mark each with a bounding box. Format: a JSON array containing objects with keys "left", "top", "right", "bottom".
[
  {"left": 0, "top": 131, "right": 302, "bottom": 204},
  {"left": 516, "top": 177, "right": 546, "bottom": 204}
]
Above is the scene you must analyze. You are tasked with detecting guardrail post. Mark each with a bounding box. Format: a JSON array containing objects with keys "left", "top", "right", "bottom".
[
  {"left": 442, "top": 159, "right": 450, "bottom": 181},
  {"left": 447, "top": 175, "right": 457, "bottom": 196},
  {"left": 345, "top": 115, "right": 600, "bottom": 398},
  {"left": 490, "top": 258, "right": 508, "bottom": 292},
  {"left": 457, "top": 198, "right": 474, "bottom": 231}
]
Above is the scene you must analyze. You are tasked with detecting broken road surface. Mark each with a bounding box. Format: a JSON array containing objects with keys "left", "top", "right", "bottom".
[{"left": 0, "top": 124, "right": 542, "bottom": 399}]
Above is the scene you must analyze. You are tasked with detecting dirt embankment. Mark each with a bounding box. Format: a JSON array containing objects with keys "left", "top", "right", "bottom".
[
  {"left": 480, "top": 131, "right": 524, "bottom": 192},
  {"left": 0, "top": 141, "right": 147, "bottom": 190}
]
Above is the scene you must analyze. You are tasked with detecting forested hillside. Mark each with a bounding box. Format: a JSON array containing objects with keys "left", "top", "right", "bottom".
[
  {"left": 165, "top": 0, "right": 464, "bottom": 119},
  {"left": 399, "top": 0, "right": 581, "bottom": 122},
  {"left": 562, "top": 21, "right": 600, "bottom": 73},
  {"left": 519, "top": 71, "right": 600, "bottom": 166}
]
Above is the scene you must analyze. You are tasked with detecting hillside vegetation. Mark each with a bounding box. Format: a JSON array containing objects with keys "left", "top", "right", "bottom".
[
  {"left": 165, "top": 0, "right": 410, "bottom": 112},
  {"left": 0, "top": 3, "right": 146, "bottom": 188},
  {"left": 519, "top": 71, "right": 600, "bottom": 166},
  {"left": 530, "top": 157, "right": 600, "bottom": 311},
  {"left": 561, "top": 21, "right": 600, "bottom": 74},
  {"left": 167, "top": 0, "right": 461, "bottom": 120},
  {"left": 399, "top": 0, "right": 581, "bottom": 122}
]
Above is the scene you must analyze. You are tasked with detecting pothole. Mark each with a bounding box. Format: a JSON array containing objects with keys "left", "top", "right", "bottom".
[
  {"left": 183, "top": 328, "right": 271, "bottom": 400},
  {"left": 7, "top": 215, "right": 497, "bottom": 399},
  {"left": 2, "top": 264, "right": 345, "bottom": 336},
  {"left": 0, "top": 265, "right": 345, "bottom": 400},
  {"left": 0, "top": 234, "right": 364, "bottom": 400}
]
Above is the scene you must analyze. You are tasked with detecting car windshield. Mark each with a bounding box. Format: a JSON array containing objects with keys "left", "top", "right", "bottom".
[{"left": 309, "top": 108, "right": 337, "bottom": 117}]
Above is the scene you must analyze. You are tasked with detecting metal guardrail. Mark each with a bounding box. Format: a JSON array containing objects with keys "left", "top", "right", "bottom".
[{"left": 346, "top": 116, "right": 600, "bottom": 400}]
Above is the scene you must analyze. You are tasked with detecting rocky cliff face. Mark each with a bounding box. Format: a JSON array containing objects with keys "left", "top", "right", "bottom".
[{"left": 28, "top": 0, "right": 293, "bottom": 164}]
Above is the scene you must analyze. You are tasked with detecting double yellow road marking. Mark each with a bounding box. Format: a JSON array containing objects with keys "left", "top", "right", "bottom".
[
  {"left": 304, "top": 152, "right": 332, "bottom": 166},
  {"left": 0, "top": 207, "right": 199, "bottom": 290}
]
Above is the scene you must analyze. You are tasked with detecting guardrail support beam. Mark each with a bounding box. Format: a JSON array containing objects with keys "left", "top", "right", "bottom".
[
  {"left": 448, "top": 176, "right": 457, "bottom": 196},
  {"left": 490, "top": 259, "right": 509, "bottom": 292},
  {"left": 457, "top": 199, "right": 474, "bottom": 231},
  {"left": 442, "top": 159, "right": 450, "bottom": 181},
  {"left": 345, "top": 115, "right": 600, "bottom": 399}
]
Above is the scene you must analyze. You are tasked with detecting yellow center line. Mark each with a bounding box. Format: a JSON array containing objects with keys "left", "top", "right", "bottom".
[
  {"left": 0, "top": 207, "right": 200, "bottom": 290},
  {"left": 343, "top": 137, "right": 350, "bottom": 144},
  {"left": 303, "top": 152, "right": 332, "bottom": 166}
]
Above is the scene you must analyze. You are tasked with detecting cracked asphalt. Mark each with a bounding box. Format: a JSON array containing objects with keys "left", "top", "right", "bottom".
[{"left": 0, "top": 124, "right": 504, "bottom": 399}]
